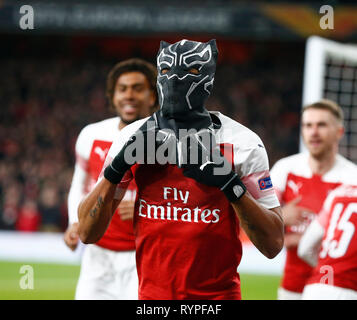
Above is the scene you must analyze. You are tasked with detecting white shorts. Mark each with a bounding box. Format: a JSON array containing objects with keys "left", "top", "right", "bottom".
[
  {"left": 277, "top": 287, "right": 302, "bottom": 300},
  {"left": 302, "top": 283, "right": 357, "bottom": 300},
  {"left": 75, "top": 244, "right": 138, "bottom": 300}
]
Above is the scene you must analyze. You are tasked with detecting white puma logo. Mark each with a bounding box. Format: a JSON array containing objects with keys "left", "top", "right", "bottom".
[
  {"left": 200, "top": 161, "right": 214, "bottom": 171},
  {"left": 94, "top": 146, "right": 109, "bottom": 161},
  {"left": 287, "top": 180, "right": 303, "bottom": 195}
]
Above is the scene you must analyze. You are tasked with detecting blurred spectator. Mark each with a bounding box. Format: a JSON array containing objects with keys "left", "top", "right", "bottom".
[
  {"left": 1, "top": 181, "right": 21, "bottom": 230},
  {"left": 15, "top": 198, "right": 41, "bottom": 232},
  {"left": 38, "top": 183, "right": 64, "bottom": 232}
]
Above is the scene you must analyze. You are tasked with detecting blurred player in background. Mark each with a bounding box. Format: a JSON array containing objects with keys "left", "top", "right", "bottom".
[
  {"left": 63, "top": 58, "right": 158, "bottom": 299},
  {"left": 270, "top": 99, "right": 356, "bottom": 299},
  {"left": 297, "top": 181, "right": 357, "bottom": 300},
  {"left": 77, "top": 39, "right": 284, "bottom": 300}
]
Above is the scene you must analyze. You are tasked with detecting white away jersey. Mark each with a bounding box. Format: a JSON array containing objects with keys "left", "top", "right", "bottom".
[
  {"left": 270, "top": 151, "right": 356, "bottom": 293},
  {"left": 67, "top": 116, "right": 136, "bottom": 251},
  {"left": 107, "top": 111, "right": 280, "bottom": 210},
  {"left": 68, "top": 117, "right": 121, "bottom": 223},
  {"left": 271, "top": 152, "right": 357, "bottom": 202},
  {"left": 75, "top": 117, "right": 121, "bottom": 180},
  {"left": 308, "top": 182, "right": 357, "bottom": 291}
]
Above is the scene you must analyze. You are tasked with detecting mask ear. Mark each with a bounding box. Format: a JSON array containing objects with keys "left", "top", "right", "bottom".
[
  {"left": 159, "top": 41, "right": 171, "bottom": 51},
  {"left": 208, "top": 39, "right": 218, "bottom": 60}
]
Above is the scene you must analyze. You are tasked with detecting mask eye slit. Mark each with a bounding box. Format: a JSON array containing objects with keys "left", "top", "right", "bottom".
[
  {"left": 188, "top": 68, "right": 200, "bottom": 75},
  {"left": 161, "top": 68, "right": 170, "bottom": 74}
]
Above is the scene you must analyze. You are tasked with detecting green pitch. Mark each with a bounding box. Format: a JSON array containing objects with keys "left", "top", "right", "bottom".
[
  {"left": 0, "top": 261, "right": 80, "bottom": 300},
  {"left": 240, "top": 273, "right": 280, "bottom": 300},
  {"left": 0, "top": 260, "right": 281, "bottom": 300}
]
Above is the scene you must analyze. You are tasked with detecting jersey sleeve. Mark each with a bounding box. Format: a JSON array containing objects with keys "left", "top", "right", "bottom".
[
  {"left": 297, "top": 186, "right": 341, "bottom": 265},
  {"left": 297, "top": 219, "right": 325, "bottom": 267},
  {"left": 67, "top": 126, "right": 92, "bottom": 224},
  {"left": 74, "top": 125, "right": 94, "bottom": 167},
  {"left": 67, "top": 163, "right": 87, "bottom": 224},
  {"left": 316, "top": 187, "right": 337, "bottom": 229},
  {"left": 270, "top": 158, "right": 289, "bottom": 203},
  {"left": 235, "top": 142, "right": 280, "bottom": 209}
]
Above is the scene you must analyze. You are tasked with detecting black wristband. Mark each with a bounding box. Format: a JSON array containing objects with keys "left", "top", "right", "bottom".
[
  {"left": 221, "top": 173, "right": 247, "bottom": 202},
  {"left": 103, "top": 163, "right": 126, "bottom": 185}
]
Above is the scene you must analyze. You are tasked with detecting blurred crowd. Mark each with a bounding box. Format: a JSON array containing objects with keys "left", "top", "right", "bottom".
[{"left": 0, "top": 37, "right": 302, "bottom": 232}]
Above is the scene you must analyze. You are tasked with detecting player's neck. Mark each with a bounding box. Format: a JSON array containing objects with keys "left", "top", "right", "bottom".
[
  {"left": 118, "top": 119, "right": 126, "bottom": 131},
  {"left": 308, "top": 150, "right": 337, "bottom": 176},
  {"left": 118, "top": 123, "right": 125, "bottom": 131}
]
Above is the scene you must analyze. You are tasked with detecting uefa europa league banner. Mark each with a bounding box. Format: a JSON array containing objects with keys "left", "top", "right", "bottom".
[{"left": 2, "top": 1, "right": 357, "bottom": 40}]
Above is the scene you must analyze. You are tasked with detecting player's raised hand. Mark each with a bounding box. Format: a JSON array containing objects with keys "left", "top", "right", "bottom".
[
  {"left": 117, "top": 200, "right": 135, "bottom": 221},
  {"left": 180, "top": 128, "right": 246, "bottom": 202},
  {"left": 282, "top": 196, "right": 307, "bottom": 226}
]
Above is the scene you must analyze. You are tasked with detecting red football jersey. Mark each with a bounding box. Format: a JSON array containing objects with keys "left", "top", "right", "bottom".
[
  {"left": 307, "top": 185, "right": 357, "bottom": 291},
  {"left": 271, "top": 152, "right": 356, "bottom": 293},
  {"left": 133, "top": 163, "right": 242, "bottom": 299},
  {"left": 107, "top": 112, "right": 280, "bottom": 299}
]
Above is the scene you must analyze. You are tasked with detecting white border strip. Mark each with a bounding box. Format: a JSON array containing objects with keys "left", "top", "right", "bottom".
[
  {"left": 0, "top": 231, "right": 82, "bottom": 265},
  {"left": 0, "top": 231, "right": 285, "bottom": 274}
]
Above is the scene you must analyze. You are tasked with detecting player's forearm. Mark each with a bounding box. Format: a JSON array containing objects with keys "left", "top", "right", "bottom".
[
  {"left": 78, "top": 178, "right": 117, "bottom": 244},
  {"left": 297, "top": 220, "right": 324, "bottom": 266},
  {"left": 232, "top": 193, "right": 284, "bottom": 259}
]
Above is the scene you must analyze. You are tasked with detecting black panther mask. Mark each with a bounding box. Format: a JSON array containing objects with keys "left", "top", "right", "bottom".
[{"left": 154, "top": 39, "right": 218, "bottom": 137}]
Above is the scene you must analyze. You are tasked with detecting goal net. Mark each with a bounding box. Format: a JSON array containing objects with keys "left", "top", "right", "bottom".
[{"left": 301, "top": 36, "right": 357, "bottom": 163}]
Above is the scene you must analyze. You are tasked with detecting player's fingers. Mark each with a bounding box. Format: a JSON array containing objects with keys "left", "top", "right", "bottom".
[
  {"left": 120, "top": 209, "right": 133, "bottom": 217},
  {"left": 119, "top": 212, "right": 133, "bottom": 220},
  {"left": 118, "top": 209, "right": 134, "bottom": 220},
  {"left": 119, "top": 200, "right": 134, "bottom": 207},
  {"left": 120, "top": 214, "right": 133, "bottom": 221},
  {"left": 298, "top": 208, "right": 313, "bottom": 215},
  {"left": 289, "top": 196, "right": 302, "bottom": 205},
  {"left": 119, "top": 205, "right": 134, "bottom": 211},
  {"left": 70, "top": 237, "right": 79, "bottom": 248},
  {"left": 64, "top": 237, "right": 77, "bottom": 249},
  {"left": 68, "top": 242, "right": 78, "bottom": 251},
  {"left": 70, "top": 232, "right": 79, "bottom": 240},
  {"left": 63, "top": 231, "right": 71, "bottom": 244}
]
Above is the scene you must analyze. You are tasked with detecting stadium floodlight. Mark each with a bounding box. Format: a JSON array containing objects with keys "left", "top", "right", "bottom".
[{"left": 301, "top": 36, "right": 357, "bottom": 163}]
